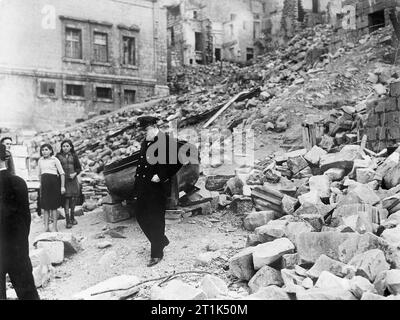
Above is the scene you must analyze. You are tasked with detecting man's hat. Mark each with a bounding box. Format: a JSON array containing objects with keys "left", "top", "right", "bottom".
[
  {"left": 0, "top": 144, "right": 6, "bottom": 161},
  {"left": 137, "top": 115, "right": 159, "bottom": 128}
]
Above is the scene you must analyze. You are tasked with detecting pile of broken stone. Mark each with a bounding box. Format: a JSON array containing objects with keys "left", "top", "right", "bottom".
[
  {"left": 5, "top": 232, "right": 81, "bottom": 298},
  {"left": 226, "top": 142, "right": 400, "bottom": 300}
]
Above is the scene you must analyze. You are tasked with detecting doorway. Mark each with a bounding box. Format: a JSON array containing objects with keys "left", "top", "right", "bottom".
[{"left": 368, "top": 10, "right": 385, "bottom": 33}]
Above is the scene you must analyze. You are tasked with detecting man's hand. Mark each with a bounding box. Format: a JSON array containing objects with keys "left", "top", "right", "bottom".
[
  {"left": 61, "top": 187, "right": 66, "bottom": 194},
  {"left": 151, "top": 174, "right": 160, "bottom": 183}
]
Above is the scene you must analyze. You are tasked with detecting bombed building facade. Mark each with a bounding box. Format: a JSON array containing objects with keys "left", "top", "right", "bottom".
[
  {"left": 166, "top": 0, "right": 267, "bottom": 67},
  {"left": 0, "top": 0, "right": 169, "bottom": 131}
]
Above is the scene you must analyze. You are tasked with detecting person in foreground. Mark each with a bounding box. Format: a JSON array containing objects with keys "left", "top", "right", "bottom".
[
  {"left": 133, "top": 116, "right": 183, "bottom": 267},
  {"left": 0, "top": 144, "right": 40, "bottom": 300}
]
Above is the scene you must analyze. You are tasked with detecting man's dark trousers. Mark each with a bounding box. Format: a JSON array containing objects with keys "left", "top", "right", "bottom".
[{"left": 135, "top": 191, "right": 169, "bottom": 258}]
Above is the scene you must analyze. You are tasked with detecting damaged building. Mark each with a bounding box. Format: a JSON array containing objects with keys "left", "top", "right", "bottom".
[
  {"left": 0, "top": 0, "right": 169, "bottom": 131},
  {"left": 165, "top": 0, "right": 267, "bottom": 67}
]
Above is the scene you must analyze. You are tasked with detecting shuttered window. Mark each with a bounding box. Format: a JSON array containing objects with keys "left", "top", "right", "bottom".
[
  {"left": 122, "top": 36, "right": 136, "bottom": 65},
  {"left": 93, "top": 32, "right": 108, "bottom": 62},
  {"left": 65, "top": 28, "right": 82, "bottom": 59}
]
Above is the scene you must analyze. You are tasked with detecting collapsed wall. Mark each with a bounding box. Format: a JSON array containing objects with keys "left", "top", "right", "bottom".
[{"left": 366, "top": 81, "right": 400, "bottom": 152}]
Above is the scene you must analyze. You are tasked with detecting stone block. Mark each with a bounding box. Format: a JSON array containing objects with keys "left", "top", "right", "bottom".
[
  {"left": 287, "top": 156, "right": 309, "bottom": 175},
  {"left": 32, "top": 264, "right": 53, "bottom": 288},
  {"left": 285, "top": 221, "right": 315, "bottom": 244},
  {"left": 151, "top": 279, "right": 207, "bottom": 300},
  {"left": 29, "top": 248, "right": 51, "bottom": 269},
  {"left": 304, "top": 146, "right": 327, "bottom": 166},
  {"left": 243, "top": 211, "right": 275, "bottom": 231},
  {"left": 382, "top": 194, "right": 400, "bottom": 214},
  {"left": 349, "top": 276, "right": 376, "bottom": 299},
  {"left": 281, "top": 268, "right": 306, "bottom": 293},
  {"left": 201, "top": 275, "right": 229, "bottom": 299},
  {"left": 103, "top": 203, "right": 132, "bottom": 223},
  {"left": 253, "top": 238, "right": 295, "bottom": 270},
  {"left": 34, "top": 232, "right": 81, "bottom": 254},
  {"left": 74, "top": 275, "right": 140, "bottom": 300},
  {"left": 390, "top": 81, "right": 400, "bottom": 97},
  {"left": 298, "top": 190, "right": 320, "bottom": 206},
  {"left": 309, "top": 175, "right": 331, "bottom": 199},
  {"left": 383, "top": 163, "right": 400, "bottom": 189},
  {"left": 315, "top": 271, "right": 350, "bottom": 290},
  {"left": 254, "top": 220, "right": 288, "bottom": 242},
  {"left": 281, "top": 253, "right": 301, "bottom": 269},
  {"left": 246, "top": 234, "right": 262, "bottom": 247},
  {"left": 297, "top": 288, "right": 357, "bottom": 300},
  {"left": 245, "top": 286, "right": 290, "bottom": 300},
  {"left": 361, "top": 292, "right": 386, "bottom": 300},
  {"left": 348, "top": 249, "right": 390, "bottom": 282},
  {"left": 385, "top": 270, "right": 400, "bottom": 295},
  {"left": 306, "top": 254, "right": 349, "bottom": 280},
  {"left": 349, "top": 184, "right": 380, "bottom": 206},
  {"left": 205, "top": 175, "right": 234, "bottom": 191},
  {"left": 356, "top": 168, "right": 376, "bottom": 184},
  {"left": 96, "top": 241, "right": 112, "bottom": 249},
  {"left": 36, "top": 241, "right": 64, "bottom": 265},
  {"left": 248, "top": 266, "right": 283, "bottom": 293},
  {"left": 295, "top": 232, "right": 359, "bottom": 264},
  {"left": 381, "top": 226, "right": 400, "bottom": 246},
  {"left": 300, "top": 214, "right": 324, "bottom": 232},
  {"left": 320, "top": 145, "right": 362, "bottom": 174},
  {"left": 338, "top": 232, "right": 400, "bottom": 268},
  {"left": 282, "top": 195, "right": 298, "bottom": 215},
  {"left": 228, "top": 247, "right": 256, "bottom": 281}
]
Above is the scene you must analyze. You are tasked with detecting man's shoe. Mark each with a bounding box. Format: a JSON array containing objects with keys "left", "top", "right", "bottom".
[
  {"left": 163, "top": 237, "right": 170, "bottom": 248},
  {"left": 147, "top": 257, "right": 162, "bottom": 267}
]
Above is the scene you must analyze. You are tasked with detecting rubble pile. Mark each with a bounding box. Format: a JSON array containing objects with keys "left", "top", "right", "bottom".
[{"left": 212, "top": 139, "right": 400, "bottom": 300}]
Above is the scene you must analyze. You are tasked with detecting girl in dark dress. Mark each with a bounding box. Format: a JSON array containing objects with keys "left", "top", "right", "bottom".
[
  {"left": 56, "top": 140, "right": 82, "bottom": 229},
  {"left": 38, "top": 144, "right": 65, "bottom": 232}
]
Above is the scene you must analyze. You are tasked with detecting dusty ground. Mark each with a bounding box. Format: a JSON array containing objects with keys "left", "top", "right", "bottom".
[{"left": 28, "top": 193, "right": 252, "bottom": 300}]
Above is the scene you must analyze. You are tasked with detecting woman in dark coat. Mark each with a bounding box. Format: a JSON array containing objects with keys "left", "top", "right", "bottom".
[{"left": 56, "top": 140, "right": 82, "bottom": 229}]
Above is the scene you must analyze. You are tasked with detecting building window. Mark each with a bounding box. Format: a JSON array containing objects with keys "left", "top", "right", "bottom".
[
  {"left": 246, "top": 48, "right": 254, "bottom": 61},
  {"left": 66, "top": 84, "right": 84, "bottom": 97},
  {"left": 168, "top": 27, "right": 175, "bottom": 46},
  {"left": 230, "top": 24, "right": 234, "bottom": 36},
  {"left": 124, "top": 89, "right": 136, "bottom": 105},
  {"left": 230, "top": 14, "right": 237, "bottom": 21},
  {"left": 122, "top": 36, "right": 136, "bottom": 65},
  {"left": 215, "top": 48, "right": 221, "bottom": 62},
  {"left": 195, "top": 32, "right": 203, "bottom": 51},
  {"left": 193, "top": 11, "right": 198, "bottom": 19},
  {"left": 65, "top": 28, "right": 82, "bottom": 59},
  {"left": 312, "top": 0, "right": 319, "bottom": 13},
  {"left": 262, "top": 3, "right": 266, "bottom": 13},
  {"left": 93, "top": 32, "right": 108, "bottom": 62},
  {"left": 253, "top": 21, "right": 261, "bottom": 39},
  {"left": 96, "top": 87, "right": 113, "bottom": 100},
  {"left": 40, "top": 81, "right": 56, "bottom": 97}
]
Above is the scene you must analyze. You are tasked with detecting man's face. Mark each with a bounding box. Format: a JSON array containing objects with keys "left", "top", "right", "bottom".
[
  {"left": 145, "top": 125, "right": 158, "bottom": 141},
  {"left": 2, "top": 139, "right": 12, "bottom": 151}
]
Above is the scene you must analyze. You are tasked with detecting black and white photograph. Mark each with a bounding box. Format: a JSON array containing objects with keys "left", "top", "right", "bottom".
[{"left": 1, "top": 0, "right": 400, "bottom": 309}]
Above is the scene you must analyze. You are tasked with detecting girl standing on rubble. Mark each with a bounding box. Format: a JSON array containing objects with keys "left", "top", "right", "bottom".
[
  {"left": 38, "top": 144, "right": 65, "bottom": 232},
  {"left": 56, "top": 139, "right": 82, "bottom": 229}
]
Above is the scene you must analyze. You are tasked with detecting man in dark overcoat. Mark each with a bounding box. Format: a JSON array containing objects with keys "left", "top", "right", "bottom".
[
  {"left": 133, "top": 116, "right": 183, "bottom": 267},
  {"left": 0, "top": 144, "right": 40, "bottom": 300}
]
